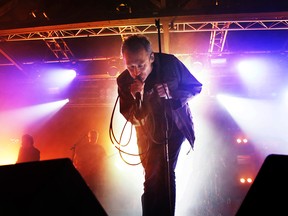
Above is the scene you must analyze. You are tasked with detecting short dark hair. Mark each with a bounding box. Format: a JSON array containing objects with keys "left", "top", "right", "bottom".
[
  {"left": 121, "top": 34, "right": 153, "bottom": 55},
  {"left": 22, "top": 134, "right": 34, "bottom": 145}
]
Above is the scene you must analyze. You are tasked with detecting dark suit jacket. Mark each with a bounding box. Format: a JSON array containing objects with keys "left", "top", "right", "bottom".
[{"left": 117, "top": 53, "right": 202, "bottom": 149}]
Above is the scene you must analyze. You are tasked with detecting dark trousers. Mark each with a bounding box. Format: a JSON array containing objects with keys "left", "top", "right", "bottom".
[{"left": 137, "top": 124, "right": 185, "bottom": 216}]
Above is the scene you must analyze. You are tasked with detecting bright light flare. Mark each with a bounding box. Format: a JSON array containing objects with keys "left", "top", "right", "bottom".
[
  {"left": 0, "top": 99, "right": 68, "bottom": 165},
  {"left": 284, "top": 88, "right": 288, "bottom": 106},
  {"left": 239, "top": 177, "right": 253, "bottom": 184},
  {"left": 44, "top": 68, "right": 77, "bottom": 84},
  {"left": 0, "top": 99, "right": 68, "bottom": 131},
  {"left": 217, "top": 94, "right": 288, "bottom": 156},
  {"left": 105, "top": 103, "right": 144, "bottom": 215},
  {"left": 237, "top": 58, "right": 268, "bottom": 82},
  {"left": 38, "top": 68, "right": 77, "bottom": 97},
  {"left": 247, "top": 178, "right": 253, "bottom": 183},
  {"left": 236, "top": 58, "right": 275, "bottom": 97},
  {"left": 236, "top": 138, "right": 248, "bottom": 144}
]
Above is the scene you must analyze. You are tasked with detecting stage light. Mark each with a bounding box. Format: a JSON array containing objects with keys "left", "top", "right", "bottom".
[
  {"left": 239, "top": 177, "right": 253, "bottom": 184},
  {"left": 236, "top": 137, "right": 249, "bottom": 144},
  {"left": 35, "top": 66, "right": 77, "bottom": 101},
  {"left": 210, "top": 57, "right": 227, "bottom": 67},
  {"left": 115, "top": 0, "right": 132, "bottom": 13},
  {"left": 247, "top": 178, "right": 253, "bottom": 183},
  {"left": 107, "top": 66, "right": 119, "bottom": 77},
  {"left": 46, "top": 68, "right": 77, "bottom": 83},
  {"left": 29, "top": 9, "right": 49, "bottom": 20},
  {"left": 236, "top": 58, "right": 270, "bottom": 97},
  {"left": 240, "top": 178, "right": 246, "bottom": 183}
]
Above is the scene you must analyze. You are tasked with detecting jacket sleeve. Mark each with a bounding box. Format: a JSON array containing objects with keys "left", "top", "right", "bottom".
[{"left": 163, "top": 55, "right": 203, "bottom": 109}]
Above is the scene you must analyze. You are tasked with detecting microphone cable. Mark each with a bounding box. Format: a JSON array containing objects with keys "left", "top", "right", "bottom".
[{"left": 109, "top": 95, "right": 149, "bottom": 166}]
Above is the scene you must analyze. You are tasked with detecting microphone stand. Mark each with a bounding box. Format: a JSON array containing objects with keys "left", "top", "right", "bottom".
[
  {"left": 70, "top": 144, "right": 77, "bottom": 163},
  {"left": 70, "top": 134, "right": 87, "bottom": 163},
  {"left": 155, "top": 19, "right": 173, "bottom": 216}
]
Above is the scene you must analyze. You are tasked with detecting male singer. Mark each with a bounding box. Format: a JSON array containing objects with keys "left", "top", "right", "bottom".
[{"left": 116, "top": 34, "right": 202, "bottom": 216}]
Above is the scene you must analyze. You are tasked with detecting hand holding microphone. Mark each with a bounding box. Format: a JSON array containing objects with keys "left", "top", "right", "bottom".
[
  {"left": 135, "top": 92, "right": 142, "bottom": 109},
  {"left": 130, "top": 76, "right": 144, "bottom": 109}
]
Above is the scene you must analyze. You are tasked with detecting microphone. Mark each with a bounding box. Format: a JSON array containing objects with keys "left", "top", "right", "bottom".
[
  {"left": 135, "top": 92, "right": 141, "bottom": 109},
  {"left": 135, "top": 75, "right": 143, "bottom": 109}
]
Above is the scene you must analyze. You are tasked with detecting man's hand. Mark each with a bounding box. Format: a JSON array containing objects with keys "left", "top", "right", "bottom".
[
  {"left": 154, "top": 83, "right": 171, "bottom": 99},
  {"left": 130, "top": 79, "right": 144, "bottom": 99}
]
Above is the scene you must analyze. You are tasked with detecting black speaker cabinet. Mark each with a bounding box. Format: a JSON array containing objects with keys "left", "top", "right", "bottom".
[
  {"left": 236, "top": 154, "right": 288, "bottom": 215},
  {"left": 0, "top": 158, "right": 108, "bottom": 216}
]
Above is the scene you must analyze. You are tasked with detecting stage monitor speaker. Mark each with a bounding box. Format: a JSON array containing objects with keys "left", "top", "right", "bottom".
[
  {"left": 0, "top": 158, "right": 108, "bottom": 216},
  {"left": 236, "top": 154, "right": 288, "bottom": 215}
]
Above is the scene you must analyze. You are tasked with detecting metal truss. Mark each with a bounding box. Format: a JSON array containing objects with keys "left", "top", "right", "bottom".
[
  {"left": 208, "top": 22, "right": 230, "bottom": 53},
  {"left": 2, "top": 19, "right": 288, "bottom": 41},
  {"left": 1, "top": 13, "right": 287, "bottom": 106},
  {"left": 44, "top": 38, "right": 75, "bottom": 60},
  {"left": 0, "top": 12, "right": 288, "bottom": 71}
]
